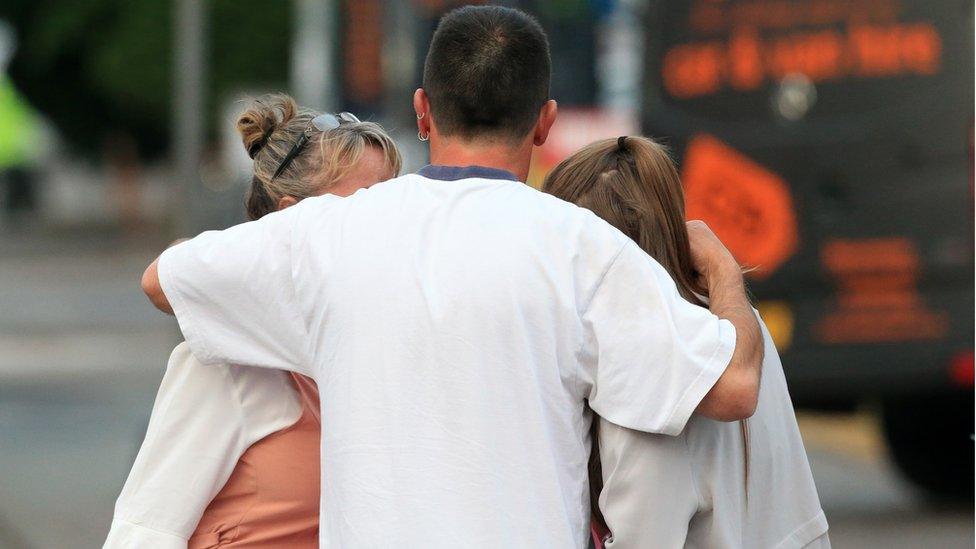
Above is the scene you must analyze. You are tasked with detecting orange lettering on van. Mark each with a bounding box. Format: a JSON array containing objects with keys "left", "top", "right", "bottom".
[
  {"left": 767, "top": 30, "right": 844, "bottom": 81},
  {"left": 729, "top": 29, "right": 764, "bottom": 90},
  {"left": 815, "top": 238, "right": 949, "bottom": 344},
  {"left": 850, "top": 23, "right": 941, "bottom": 77},
  {"left": 662, "top": 42, "right": 725, "bottom": 98},
  {"left": 901, "top": 23, "right": 941, "bottom": 75}
]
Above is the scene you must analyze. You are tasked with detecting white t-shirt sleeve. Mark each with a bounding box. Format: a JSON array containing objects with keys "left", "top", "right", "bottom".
[
  {"left": 105, "top": 343, "right": 301, "bottom": 547},
  {"left": 157, "top": 205, "right": 312, "bottom": 375},
  {"left": 596, "top": 418, "right": 700, "bottom": 549},
  {"left": 580, "top": 240, "right": 736, "bottom": 436}
]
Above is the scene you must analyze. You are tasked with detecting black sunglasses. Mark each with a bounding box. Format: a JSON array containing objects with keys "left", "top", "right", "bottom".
[{"left": 271, "top": 112, "right": 360, "bottom": 181}]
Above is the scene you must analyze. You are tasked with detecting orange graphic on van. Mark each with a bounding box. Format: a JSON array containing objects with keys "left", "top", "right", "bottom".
[{"left": 682, "top": 135, "right": 798, "bottom": 279}]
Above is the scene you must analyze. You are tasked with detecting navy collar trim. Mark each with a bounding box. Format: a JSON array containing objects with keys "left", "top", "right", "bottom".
[{"left": 417, "top": 164, "right": 520, "bottom": 182}]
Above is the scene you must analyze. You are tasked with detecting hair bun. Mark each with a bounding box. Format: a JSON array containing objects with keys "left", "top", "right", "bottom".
[{"left": 236, "top": 94, "right": 299, "bottom": 159}]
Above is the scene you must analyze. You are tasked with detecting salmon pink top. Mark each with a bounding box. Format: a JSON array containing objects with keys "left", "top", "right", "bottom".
[
  {"left": 189, "top": 373, "right": 320, "bottom": 548},
  {"left": 105, "top": 344, "right": 320, "bottom": 549}
]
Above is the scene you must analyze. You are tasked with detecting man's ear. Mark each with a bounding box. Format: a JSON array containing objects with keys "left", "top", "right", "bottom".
[
  {"left": 533, "top": 100, "right": 558, "bottom": 147},
  {"left": 413, "top": 88, "right": 431, "bottom": 137},
  {"left": 277, "top": 196, "right": 299, "bottom": 211}
]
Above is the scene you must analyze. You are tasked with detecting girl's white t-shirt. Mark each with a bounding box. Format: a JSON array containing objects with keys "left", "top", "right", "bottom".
[
  {"left": 156, "top": 169, "right": 738, "bottom": 548},
  {"left": 596, "top": 316, "right": 829, "bottom": 549}
]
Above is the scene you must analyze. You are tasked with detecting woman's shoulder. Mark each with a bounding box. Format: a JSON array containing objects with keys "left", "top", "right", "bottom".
[
  {"left": 165, "top": 341, "right": 230, "bottom": 380},
  {"left": 108, "top": 345, "right": 302, "bottom": 545},
  {"left": 163, "top": 343, "right": 303, "bottom": 436}
]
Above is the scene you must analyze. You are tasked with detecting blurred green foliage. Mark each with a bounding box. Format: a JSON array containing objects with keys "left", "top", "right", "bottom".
[{"left": 0, "top": 0, "right": 293, "bottom": 161}]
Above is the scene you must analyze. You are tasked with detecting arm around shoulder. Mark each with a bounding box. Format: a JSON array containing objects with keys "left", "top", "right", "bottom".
[
  {"left": 136, "top": 211, "right": 314, "bottom": 374},
  {"left": 687, "top": 221, "right": 763, "bottom": 421}
]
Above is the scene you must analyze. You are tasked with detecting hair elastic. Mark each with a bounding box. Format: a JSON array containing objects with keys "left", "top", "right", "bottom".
[
  {"left": 248, "top": 128, "right": 274, "bottom": 159},
  {"left": 617, "top": 135, "right": 628, "bottom": 150}
]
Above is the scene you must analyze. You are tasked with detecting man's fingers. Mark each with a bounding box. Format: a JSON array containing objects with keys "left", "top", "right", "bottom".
[{"left": 686, "top": 220, "right": 739, "bottom": 280}]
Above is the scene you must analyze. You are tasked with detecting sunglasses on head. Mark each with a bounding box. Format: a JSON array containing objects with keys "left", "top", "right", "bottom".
[{"left": 271, "top": 111, "right": 361, "bottom": 181}]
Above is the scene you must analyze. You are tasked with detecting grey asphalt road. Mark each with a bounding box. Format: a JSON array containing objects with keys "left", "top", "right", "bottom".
[{"left": 1, "top": 230, "right": 972, "bottom": 548}]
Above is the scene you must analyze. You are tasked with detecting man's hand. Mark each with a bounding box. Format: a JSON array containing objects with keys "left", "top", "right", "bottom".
[
  {"left": 686, "top": 219, "right": 740, "bottom": 282},
  {"left": 687, "top": 220, "right": 764, "bottom": 421}
]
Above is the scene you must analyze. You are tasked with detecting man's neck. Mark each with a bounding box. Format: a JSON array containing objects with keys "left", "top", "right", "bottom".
[{"left": 428, "top": 137, "right": 534, "bottom": 182}]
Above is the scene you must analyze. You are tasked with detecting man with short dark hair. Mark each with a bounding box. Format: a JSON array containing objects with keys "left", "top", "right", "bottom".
[
  {"left": 420, "top": 6, "right": 552, "bottom": 143},
  {"left": 142, "top": 5, "right": 762, "bottom": 546}
]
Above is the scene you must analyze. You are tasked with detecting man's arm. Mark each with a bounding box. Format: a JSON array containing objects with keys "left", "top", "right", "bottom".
[
  {"left": 141, "top": 257, "right": 172, "bottom": 314},
  {"left": 141, "top": 237, "right": 189, "bottom": 314},
  {"left": 687, "top": 220, "right": 764, "bottom": 421},
  {"left": 135, "top": 211, "right": 313, "bottom": 375}
]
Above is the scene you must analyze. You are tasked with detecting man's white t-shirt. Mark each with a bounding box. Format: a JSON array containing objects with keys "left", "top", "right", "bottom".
[
  {"left": 157, "top": 166, "right": 737, "bottom": 548},
  {"left": 597, "top": 317, "right": 829, "bottom": 549}
]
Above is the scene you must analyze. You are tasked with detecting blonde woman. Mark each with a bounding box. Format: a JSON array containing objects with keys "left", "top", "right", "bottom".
[
  {"left": 544, "top": 136, "right": 828, "bottom": 549},
  {"left": 104, "top": 95, "right": 401, "bottom": 549}
]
